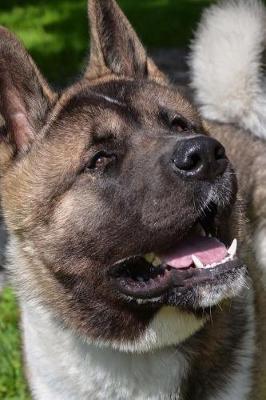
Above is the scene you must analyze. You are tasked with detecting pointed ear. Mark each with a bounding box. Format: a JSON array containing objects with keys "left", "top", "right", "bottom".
[
  {"left": 0, "top": 27, "right": 56, "bottom": 154},
  {"left": 85, "top": 0, "right": 167, "bottom": 83}
]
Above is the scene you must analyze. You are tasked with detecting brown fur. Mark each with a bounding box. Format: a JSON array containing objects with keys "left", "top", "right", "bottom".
[
  {"left": 0, "top": 0, "right": 265, "bottom": 399},
  {"left": 205, "top": 121, "right": 266, "bottom": 399},
  {"left": 86, "top": 0, "right": 166, "bottom": 83}
]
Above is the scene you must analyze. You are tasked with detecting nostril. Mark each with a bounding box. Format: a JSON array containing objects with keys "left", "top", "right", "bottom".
[
  {"left": 215, "top": 145, "right": 226, "bottom": 160},
  {"left": 190, "top": 153, "right": 202, "bottom": 170},
  {"left": 173, "top": 151, "right": 202, "bottom": 172},
  {"left": 171, "top": 136, "right": 228, "bottom": 181}
]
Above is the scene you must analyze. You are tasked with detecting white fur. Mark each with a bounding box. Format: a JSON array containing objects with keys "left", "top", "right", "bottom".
[
  {"left": 22, "top": 294, "right": 255, "bottom": 400},
  {"left": 22, "top": 302, "right": 188, "bottom": 400},
  {"left": 21, "top": 292, "right": 255, "bottom": 400},
  {"left": 190, "top": 0, "right": 266, "bottom": 139},
  {"left": 254, "top": 224, "right": 266, "bottom": 286},
  {"left": 9, "top": 236, "right": 255, "bottom": 399},
  {"left": 8, "top": 236, "right": 205, "bottom": 354},
  {"left": 197, "top": 270, "right": 248, "bottom": 309},
  {"left": 108, "top": 306, "right": 205, "bottom": 353},
  {"left": 97, "top": 93, "right": 125, "bottom": 107}
]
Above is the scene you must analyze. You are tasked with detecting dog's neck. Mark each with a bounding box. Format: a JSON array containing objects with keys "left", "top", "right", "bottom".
[
  {"left": 21, "top": 301, "right": 187, "bottom": 400},
  {"left": 9, "top": 236, "right": 255, "bottom": 400},
  {"left": 21, "top": 293, "right": 255, "bottom": 400}
]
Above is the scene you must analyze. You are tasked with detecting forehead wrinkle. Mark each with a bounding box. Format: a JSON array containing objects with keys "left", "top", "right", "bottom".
[
  {"left": 55, "top": 86, "right": 129, "bottom": 122},
  {"left": 94, "top": 92, "right": 126, "bottom": 108}
]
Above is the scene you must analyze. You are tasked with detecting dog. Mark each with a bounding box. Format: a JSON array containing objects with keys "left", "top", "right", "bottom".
[
  {"left": 189, "top": 1, "right": 266, "bottom": 397},
  {"left": 0, "top": 0, "right": 266, "bottom": 399},
  {"left": 190, "top": 0, "right": 266, "bottom": 278}
]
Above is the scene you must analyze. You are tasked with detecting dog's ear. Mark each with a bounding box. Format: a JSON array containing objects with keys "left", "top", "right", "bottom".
[
  {"left": 85, "top": 0, "right": 166, "bottom": 82},
  {"left": 0, "top": 27, "right": 56, "bottom": 156}
]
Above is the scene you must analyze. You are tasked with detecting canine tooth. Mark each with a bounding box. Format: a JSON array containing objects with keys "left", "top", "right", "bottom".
[
  {"left": 192, "top": 255, "right": 204, "bottom": 269},
  {"left": 227, "top": 239, "right": 237, "bottom": 257},
  {"left": 223, "top": 255, "right": 230, "bottom": 264},
  {"left": 144, "top": 253, "right": 155, "bottom": 264}
]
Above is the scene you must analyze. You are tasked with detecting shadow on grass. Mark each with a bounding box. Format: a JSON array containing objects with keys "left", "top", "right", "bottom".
[{"left": 0, "top": 0, "right": 213, "bottom": 85}]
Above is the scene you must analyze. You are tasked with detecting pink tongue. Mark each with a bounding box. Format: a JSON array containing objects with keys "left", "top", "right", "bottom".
[{"left": 161, "top": 236, "right": 227, "bottom": 269}]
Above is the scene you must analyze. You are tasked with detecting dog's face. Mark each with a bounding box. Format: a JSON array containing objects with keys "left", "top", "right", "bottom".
[{"left": 0, "top": 0, "right": 247, "bottom": 351}]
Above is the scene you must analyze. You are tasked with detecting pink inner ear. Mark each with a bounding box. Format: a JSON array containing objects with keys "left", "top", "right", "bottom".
[
  {"left": 10, "top": 112, "right": 34, "bottom": 150},
  {"left": 2, "top": 84, "right": 35, "bottom": 151}
]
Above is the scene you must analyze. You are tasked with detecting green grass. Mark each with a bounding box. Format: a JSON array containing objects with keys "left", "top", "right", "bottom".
[
  {"left": 0, "top": 288, "right": 30, "bottom": 400},
  {"left": 0, "top": 0, "right": 214, "bottom": 85}
]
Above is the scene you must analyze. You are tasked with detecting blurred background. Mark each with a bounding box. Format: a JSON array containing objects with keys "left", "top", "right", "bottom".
[
  {"left": 0, "top": 0, "right": 214, "bottom": 86},
  {"left": 0, "top": 0, "right": 224, "bottom": 399}
]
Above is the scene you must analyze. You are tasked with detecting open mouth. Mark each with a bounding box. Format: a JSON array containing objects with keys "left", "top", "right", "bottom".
[{"left": 109, "top": 221, "right": 246, "bottom": 302}]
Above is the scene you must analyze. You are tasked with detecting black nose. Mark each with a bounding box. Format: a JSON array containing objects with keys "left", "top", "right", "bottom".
[{"left": 172, "top": 136, "right": 227, "bottom": 180}]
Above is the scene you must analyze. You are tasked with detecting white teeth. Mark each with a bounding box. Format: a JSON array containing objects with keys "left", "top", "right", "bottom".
[
  {"left": 152, "top": 256, "right": 162, "bottom": 267},
  {"left": 227, "top": 239, "right": 237, "bottom": 258},
  {"left": 144, "top": 253, "right": 161, "bottom": 267},
  {"left": 192, "top": 255, "right": 204, "bottom": 269},
  {"left": 192, "top": 241, "right": 237, "bottom": 270},
  {"left": 144, "top": 253, "right": 155, "bottom": 264}
]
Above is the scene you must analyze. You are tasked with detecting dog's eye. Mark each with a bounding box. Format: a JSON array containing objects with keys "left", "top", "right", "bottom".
[
  {"left": 171, "top": 115, "right": 191, "bottom": 133},
  {"left": 86, "top": 151, "right": 117, "bottom": 172}
]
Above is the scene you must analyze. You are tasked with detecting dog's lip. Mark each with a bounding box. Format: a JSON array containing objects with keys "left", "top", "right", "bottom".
[
  {"left": 109, "top": 257, "right": 246, "bottom": 300},
  {"left": 108, "top": 203, "right": 242, "bottom": 302},
  {"left": 108, "top": 219, "right": 242, "bottom": 301}
]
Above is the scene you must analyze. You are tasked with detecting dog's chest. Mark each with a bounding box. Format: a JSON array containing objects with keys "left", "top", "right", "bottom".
[
  {"left": 21, "top": 300, "right": 255, "bottom": 400},
  {"left": 22, "top": 303, "right": 187, "bottom": 400}
]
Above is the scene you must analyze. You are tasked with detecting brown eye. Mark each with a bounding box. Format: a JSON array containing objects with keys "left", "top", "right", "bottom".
[
  {"left": 86, "top": 151, "right": 117, "bottom": 172},
  {"left": 171, "top": 115, "right": 191, "bottom": 133}
]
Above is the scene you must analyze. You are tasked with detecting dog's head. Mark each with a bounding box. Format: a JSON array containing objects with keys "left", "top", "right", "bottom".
[{"left": 0, "top": 0, "right": 247, "bottom": 351}]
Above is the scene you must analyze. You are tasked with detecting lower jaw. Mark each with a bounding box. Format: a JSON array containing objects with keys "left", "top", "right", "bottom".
[
  {"left": 112, "top": 260, "right": 248, "bottom": 309},
  {"left": 166, "top": 267, "right": 247, "bottom": 310}
]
